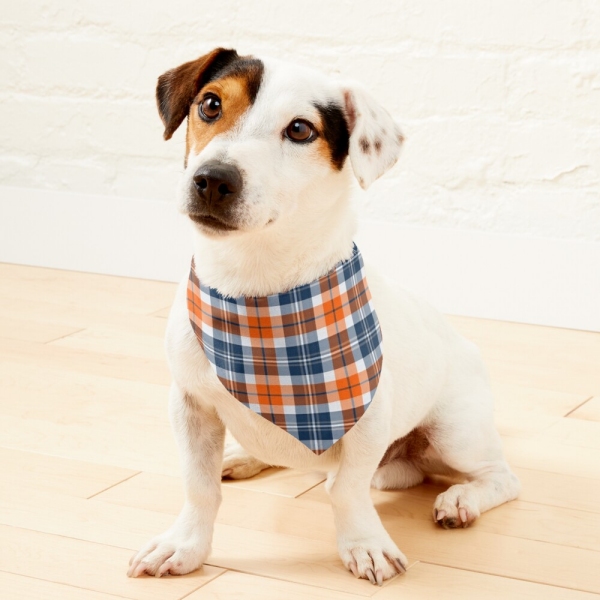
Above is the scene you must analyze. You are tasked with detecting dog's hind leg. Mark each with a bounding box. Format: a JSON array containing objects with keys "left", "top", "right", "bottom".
[
  {"left": 370, "top": 428, "right": 428, "bottom": 490},
  {"left": 371, "top": 459, "right": 424, "bottom": 490},
  {"left": 429, "top": 388, "right": 520, "bottom": 528},
  {"left": 221, "top": 439, "right": 271, "bottom": 479}
]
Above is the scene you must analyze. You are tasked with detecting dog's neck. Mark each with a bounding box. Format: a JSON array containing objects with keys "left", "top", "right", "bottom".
[{"left": 191, "top": 188, "right": 357, "bottom": 298}]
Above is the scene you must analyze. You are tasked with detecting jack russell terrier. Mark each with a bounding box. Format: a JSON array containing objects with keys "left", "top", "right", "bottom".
[{"left": 127, "top": 48, "right": 520, "bottom": 585}]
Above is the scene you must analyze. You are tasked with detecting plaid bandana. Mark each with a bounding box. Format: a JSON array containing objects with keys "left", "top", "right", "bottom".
[{"left": 187, "top": 244, "right": 383, "bottom": 454}]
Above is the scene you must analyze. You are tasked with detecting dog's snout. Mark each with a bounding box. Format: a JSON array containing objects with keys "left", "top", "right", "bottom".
[{"left": 193, "top": 161, "right": 242, "bottom": 207}]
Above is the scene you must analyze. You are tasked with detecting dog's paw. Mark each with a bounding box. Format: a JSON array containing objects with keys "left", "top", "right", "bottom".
[
  {"left": 127, "top": 529, "right": 210, "bottom": 578},
  {"left": 222, "top": 441, "right": 269, "bottom": 480},
  {"left": 338, "top": 537, "right": 407, "bottom": 585},
  {"left": 433, "top": 483, "right": 480, "bottom": 529}
]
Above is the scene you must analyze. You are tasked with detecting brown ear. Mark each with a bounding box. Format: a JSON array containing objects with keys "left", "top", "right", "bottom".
[{"left": 156, "top": 48, "right": 239, "bottom": 140}]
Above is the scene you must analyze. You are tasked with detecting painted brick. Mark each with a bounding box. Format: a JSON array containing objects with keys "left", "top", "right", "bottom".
[{"left": 1, "top": 0, "right": 599, "bottom": 242}]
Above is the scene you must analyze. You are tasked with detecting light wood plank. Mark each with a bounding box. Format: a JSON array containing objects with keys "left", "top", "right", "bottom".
[
  {"left": 492, "top": 383, "right": 588, "bottom": 438},
  {"left": 93, "top": 471, "right": 600, "bottom": 591},
  {"left": 0, "top": 572, "right": 125, "bottom": 600},
  {"left": 492, "top": 383, "right": 587, "bottom": 418},
  {"left": 0, "top": 360, "right": 177, "bottom": 474},
  {"left": 95, "top": 472, "right": 185, "bottom": 514},
  {"left": 568, "top": 396, "right": 600, "bottom": 422},
  {"left": 374, "top": 562, "right": 600, "bottom": 600},
  {"left": 0, "top": 486, "right": 385, "bottom": 597},
  {"left": 0, "top": 414, "right": 180, "bottom": 476},
  {"left": 447, "top": 315, "right": 600, "bottom": 360},
  {"left": 537, "top": 418, "right": 600, "bottom": 450},
  {"left": 514, "top": 467, "right": 600, "bottom": 514},
  {"left": 222, "top": 466, "right": 325, "bottom": 498},
  {"left": 0, "top": 447, "right": 137, "bottom": 499},
  {"left": 298, "top": 484, "right": 600, "bottom": 593},
  {"left": 209, "top": 525, "right": 383, "bottom": 596},
  {"left": 0, "top": 296, "right": 170, "bottom": 339},
  {"left": 98, "top": 469, "right": 323, "bottom": 514},
  {"left": 0, "top": 362, "right": 169, "bottom": 423},
  {"left": 387, "top": 513, "right": 600, "bottom": 592},
  {"left": 0, "top": 337, "right": 170, "bottom": 385},
  {"left": 96, "top": 472, "right": 336, "bottom": 542},
  {"left": 74, "top": 478, "right": 600, "bottom": 591},
  {"left": 303, "top": 480, "right": 600, "bottom": 552},
  {"left": 51, "top": 323, "right": 167, "bottom": 361},
  {"left": 475, "top": 499, "right": 600, "bottom": 551},
  {"left": 0, "top": 525, "right": 223, "bottom": 600},
  {"left": 0, "top": 316, "right": 81, "bottom": 343},
  {"left": 0, "top": 263, "right": 177, "bottom": 316},
  {"left": 502, "top": 437, "right": 600, "bottom": 479},
  {"left": 191, "top": 570, "right": 367, "bottom": 600},
  {"left": 98, "top": 469, "right": 600, "bottom": 552},
  {"left": 569, "top": 396, "right": 600, "bottom": 421},
  {"left": 448, "top": 315, "right": 600, "bottom": 396}
]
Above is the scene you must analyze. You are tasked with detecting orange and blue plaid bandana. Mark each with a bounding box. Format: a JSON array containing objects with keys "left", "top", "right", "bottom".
[{"left": 187, "top": 244, "right": 383, "bottom": 454}]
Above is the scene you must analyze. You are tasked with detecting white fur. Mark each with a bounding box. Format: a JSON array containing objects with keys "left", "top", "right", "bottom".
[{"left": 128, "top": 54, "right": 520, "bottom": 584}]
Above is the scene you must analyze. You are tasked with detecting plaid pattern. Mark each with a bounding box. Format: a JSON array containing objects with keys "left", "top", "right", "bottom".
[{"left": 187, "top": 244, "right": 383, "bottom": 454}]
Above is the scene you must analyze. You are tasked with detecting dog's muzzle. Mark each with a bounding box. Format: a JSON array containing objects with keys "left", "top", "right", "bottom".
[{"left": 189, "top": 160, "right": 243, "bottom": 231}]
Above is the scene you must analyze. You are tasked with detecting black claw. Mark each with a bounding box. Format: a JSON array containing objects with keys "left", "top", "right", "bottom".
[{"left": 395, "top": 558, "right": 406, "bottom": 574}]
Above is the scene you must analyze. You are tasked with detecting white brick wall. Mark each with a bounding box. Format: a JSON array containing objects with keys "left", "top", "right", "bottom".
[{"left": 1, "top": 0, "right": 599, "bottom": 241}]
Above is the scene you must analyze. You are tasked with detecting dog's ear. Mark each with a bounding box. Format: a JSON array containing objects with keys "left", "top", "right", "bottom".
[
  {"left": 341, "top": 82, "right": 404, "bottom": 189},
  {"left": 156, "top": 48, "right": 239, "bottom": 140}
]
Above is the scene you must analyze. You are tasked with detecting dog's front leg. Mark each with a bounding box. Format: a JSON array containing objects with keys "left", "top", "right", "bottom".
[
  {"left": 128, "top": 383, "right": 224, "bottom": 577},
  {"left": 328, "top": 425, "right": 408, "bottom": 585}
]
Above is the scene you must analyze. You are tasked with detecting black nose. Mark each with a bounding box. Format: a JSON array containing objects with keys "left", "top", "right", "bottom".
[{"left": 193, "top": 161, "right": 242, "bottom": 207}]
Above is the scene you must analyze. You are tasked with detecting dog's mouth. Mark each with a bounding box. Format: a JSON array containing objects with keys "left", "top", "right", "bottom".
[{"left": 188, "top": 213, "right": 238, "bottom": 232}]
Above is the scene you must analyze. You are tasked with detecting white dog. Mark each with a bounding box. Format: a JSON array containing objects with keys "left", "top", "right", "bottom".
[{"left": 128, "top": 48, "right": 520, "bottom": 585}]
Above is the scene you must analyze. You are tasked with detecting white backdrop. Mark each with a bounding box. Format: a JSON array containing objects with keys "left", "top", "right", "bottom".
[{"left": 1, "top": 1, "right": 599, "bottom": 330}]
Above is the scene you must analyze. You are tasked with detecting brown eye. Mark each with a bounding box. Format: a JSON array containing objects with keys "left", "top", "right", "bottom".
[
  {"left": 199, "top": 94, "right": 222, "bottom": 121},
  {"left": 285, "top": 119, "right": 315, "bottom": 143}
]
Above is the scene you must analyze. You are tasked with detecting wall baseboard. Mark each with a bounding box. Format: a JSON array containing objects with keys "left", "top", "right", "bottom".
[{"left": 1, "top": 185, "right": 599, "bottom": 332}]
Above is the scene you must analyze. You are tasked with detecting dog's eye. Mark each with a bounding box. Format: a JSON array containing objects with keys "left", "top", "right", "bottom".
[
  {"left": 199, "top": 94, "right": 222, "bottom": 121},
  {"left": 284, "top": 119, "right": 315, "bottom": 143}
]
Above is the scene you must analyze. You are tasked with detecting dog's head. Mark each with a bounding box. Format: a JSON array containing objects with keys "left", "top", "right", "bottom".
[{"left": 157, "top": 48, "right": 404, "bottom": 236}]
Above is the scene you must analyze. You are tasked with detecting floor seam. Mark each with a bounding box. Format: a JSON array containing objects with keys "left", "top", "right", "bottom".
[
  {"left": 418, "top": 560, "right": 599, "bottom": 594},
  {"left": 294, "top": 476, "right": 327, "bottom": 499},
  {"left": 0, "top": 569, "right": 133, "bottom": 599},
  {"left": 178, "top": 569, "right": 229, "bottom": 599},
  {"left": 43, "top": 327, "right": 87, "bottom": 344},
  {"left": 86, "top": 471, "right": 142, "bottom": 500},
  {"left": 563, "top": 396, "right": 594, "bottom": 418}
]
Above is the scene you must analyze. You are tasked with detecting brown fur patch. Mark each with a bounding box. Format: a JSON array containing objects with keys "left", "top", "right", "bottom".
[
  {"left": 374, "top": 139, "right": 382, "bottom": 154},
  {"left": 378, "top": 428, "right": 430, "bottom": 468},
  {"left": 359, "top": 137, "right": 371, "bottom": 154},
  {"left": 187, "top": 75, "right": 255, "bottom": 155},
  {"left": 157, "top": 48, "right": 239, "bottom": 141},
  {"left": 313, "top": 102, "right": 350, "bottom": 170},
  {"left": 343, "top": 90, "right": 357, "bottom": 133}
]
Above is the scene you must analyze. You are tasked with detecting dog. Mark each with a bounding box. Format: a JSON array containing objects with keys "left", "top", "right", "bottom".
[{"left": 127, "top": 47, "right": 520, "bottom": 585}]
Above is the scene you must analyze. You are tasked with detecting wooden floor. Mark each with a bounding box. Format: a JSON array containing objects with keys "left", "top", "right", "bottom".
[{"left": 1, "top": 262, "right": 599, "bottom": 600}]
